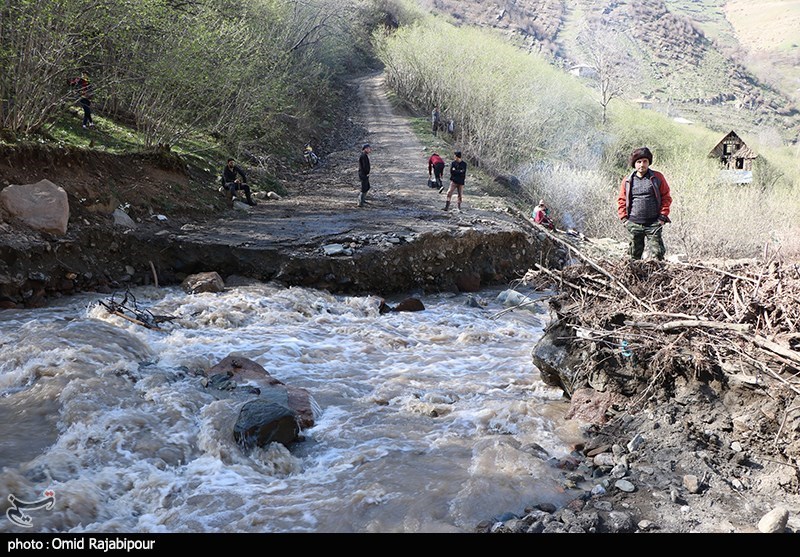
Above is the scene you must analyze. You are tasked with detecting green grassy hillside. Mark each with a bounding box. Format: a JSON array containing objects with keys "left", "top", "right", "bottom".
[
  {"left": 378, "top": 7, "right": 800, "bottom": 260},
  {"left": 415, "top": 0, "right": 800, "bottom": 145}
]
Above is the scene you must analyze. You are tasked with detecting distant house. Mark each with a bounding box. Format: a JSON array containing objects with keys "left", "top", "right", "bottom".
[
  {"left": 569, "top": 64, "right": 596, "bottom": 78},
  {"left": 709, "top": 130, "right": 758, "bottom": 171},
  {"left": 631, "top": 98, "right": 653, "bottom": 110}
]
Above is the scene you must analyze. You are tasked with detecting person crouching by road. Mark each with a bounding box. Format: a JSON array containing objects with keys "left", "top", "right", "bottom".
[
  {"left": 617, "top": 147, "right": 672, "bottom": 260},
  {"left": 428, "top": 152, "right": 445, "bottom": 192},
  {"left": 222, "top": 158, "right": 256, "bottom": 206},
  {"left": 358, "top": 143, "right": 371, "bottom": 207},
  {"left": 443, "top": 151, "right": 466, "bottom": 212}
]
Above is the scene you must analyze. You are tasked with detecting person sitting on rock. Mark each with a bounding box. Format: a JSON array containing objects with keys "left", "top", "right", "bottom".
[
  {"left": 221, "top": 158, "right": 256, "bottom": 206},
  {"left": 532, "top": 199, "right": 555, "bottom": 230}
]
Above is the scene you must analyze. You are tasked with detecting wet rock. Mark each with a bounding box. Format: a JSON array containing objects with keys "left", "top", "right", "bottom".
[
  {"left": 394, "top": 298, "right": 424, "bottom": 312},
  {"left": 233, "top": 399, "right": 299, "bottom": 448},
  {"left": 532, "top": 502, "right": 557, "bottom": 513},
  {"left": 207, "top": 372, "right": 236, "bottom": 390},
  {"left": 182, "top": 271, "right": 224, "bottom": 294},
  {"left": 464, "top": 295, "right": 481, "bottom": 308},
  {"left": 521, "top": 442, "right": 550, "bottom": 460},
  {"left": 379, "top": 298, "right": 425, "bottom": 313},
  {"left": 207, "top": 355, "right": 316, "bottom": 429}
]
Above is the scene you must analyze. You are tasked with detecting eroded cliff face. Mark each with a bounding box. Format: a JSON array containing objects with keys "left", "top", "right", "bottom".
[{"left": 0, "top": 212, "right": 568, "bottom": 308}]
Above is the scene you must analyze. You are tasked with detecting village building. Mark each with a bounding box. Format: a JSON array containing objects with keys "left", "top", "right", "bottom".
[
  {"left": 709, "top": 130, "right": 758, "bottom": 170},
  {"left": 709, "top": 130, "right": 758, "bottom": 185}
]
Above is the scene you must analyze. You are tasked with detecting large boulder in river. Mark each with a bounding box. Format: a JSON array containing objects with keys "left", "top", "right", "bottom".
[
  {"left": 205, "top": 355, "right": 317, "bottom": 448},
  {"left": 0, "top": 179, "right": 69, "bottom": 235},
  {"left": 234, "top": 399, "right": 299, "bottom": 448}
]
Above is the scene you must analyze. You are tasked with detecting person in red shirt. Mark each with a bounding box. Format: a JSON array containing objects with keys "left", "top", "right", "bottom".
[
  {"left": 69, "top": 74, "right": 94, "bottom": 128},
  {"left": 532, "top": 199, "right": 555, "bottom": 230},
  {"left": 616, "top": 147, "right": 672, "bottom": 260},
  {"left": 427, "top": 152, "right": 445, "bottom": 192}
]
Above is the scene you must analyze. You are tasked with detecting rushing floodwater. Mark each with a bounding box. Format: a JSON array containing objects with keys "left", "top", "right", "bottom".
[{"left": 0, "top": 282, "right": 581, "bottom": 533}]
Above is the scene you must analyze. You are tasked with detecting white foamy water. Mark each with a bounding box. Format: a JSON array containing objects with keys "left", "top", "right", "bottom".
[{"left": 0, "top": 283, "right": 580, "bottom": 533}]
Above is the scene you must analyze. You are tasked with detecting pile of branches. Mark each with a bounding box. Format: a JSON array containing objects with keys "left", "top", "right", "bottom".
[{"left": 521, "top": 232, "right": 800, "bottom": 406}]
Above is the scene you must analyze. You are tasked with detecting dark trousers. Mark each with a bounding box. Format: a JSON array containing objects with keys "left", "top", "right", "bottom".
[
  {"left": 432, "top": 162, "right": 445, "bottom": 188},
  {"left": 358, "top": 174, "right": 370, "bottom": 205},
  {"left": 224, "top": 181, "right": 253, "bottom": 202},
  {"left": 80, "top": 98, "right": 92, "bottom": 126}
]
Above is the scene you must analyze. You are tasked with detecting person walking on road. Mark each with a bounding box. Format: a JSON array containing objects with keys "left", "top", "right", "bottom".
[
  {"left": 428, "top": 152, "right": 445, "bottom": 192},
  {"left": 443, "top": 151, "right": 467, "bottom": 212},
  {"left": 358, "top": 143, "right": 372, "bottom": 207},
  {"left": 617, "top": 147, "right": 672, "bottom": 260}
]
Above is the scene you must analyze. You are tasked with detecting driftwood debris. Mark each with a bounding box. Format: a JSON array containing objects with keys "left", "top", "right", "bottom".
[
  {"left": 522, "top": 249, "right": 800, "bottom": 401},
  {"left": 97, "top": 289, "right": 175, "bottom": 331}
]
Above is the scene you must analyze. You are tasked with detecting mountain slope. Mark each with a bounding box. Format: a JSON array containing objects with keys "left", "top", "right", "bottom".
[{"left": 418, "top": 0, "right": 800, "bottom": 144}]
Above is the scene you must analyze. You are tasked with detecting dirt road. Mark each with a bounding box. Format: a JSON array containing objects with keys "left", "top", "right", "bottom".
[{"left": 173, "top": 72, "right": 519, "bottom": 253}]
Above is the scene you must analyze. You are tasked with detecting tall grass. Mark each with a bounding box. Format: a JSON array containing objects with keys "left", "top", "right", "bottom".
[{"left": 376, "top": 12, "right": 800, "bottom": 260}]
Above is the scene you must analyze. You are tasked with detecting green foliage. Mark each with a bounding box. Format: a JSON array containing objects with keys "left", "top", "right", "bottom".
[
  {"left": 378, "top": 10, "right": 800, "bottom": 259},
  {"left": 0, "top": 0, "right": 379, "bottom": 166},
  {"left": 376, "top": 19, "right": 600, "bottom": 171}
]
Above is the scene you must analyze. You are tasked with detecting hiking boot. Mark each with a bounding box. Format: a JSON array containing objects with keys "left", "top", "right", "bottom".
[
  {"left": 443, "top": 202, "right": 450, "bottom": 211},
  {"left": 246, "top": 199, "right": 257, "bottom": 206}
]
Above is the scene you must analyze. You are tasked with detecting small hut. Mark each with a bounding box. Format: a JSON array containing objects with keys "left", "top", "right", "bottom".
[{"left": 709, "top": 131, "right": 758, "bottom": 171}]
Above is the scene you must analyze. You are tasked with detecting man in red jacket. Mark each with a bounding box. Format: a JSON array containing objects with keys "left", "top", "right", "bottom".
[
  {"left": 617, "top": 147, "right": 672, "bottom": 260},
  {"left": 427, "top": 152, "right": 445, "bottom": 192}
]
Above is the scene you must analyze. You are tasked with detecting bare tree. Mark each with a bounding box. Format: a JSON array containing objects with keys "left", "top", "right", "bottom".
[{"left": 576, "top": 25, "right": 639, "bottom": 125}]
